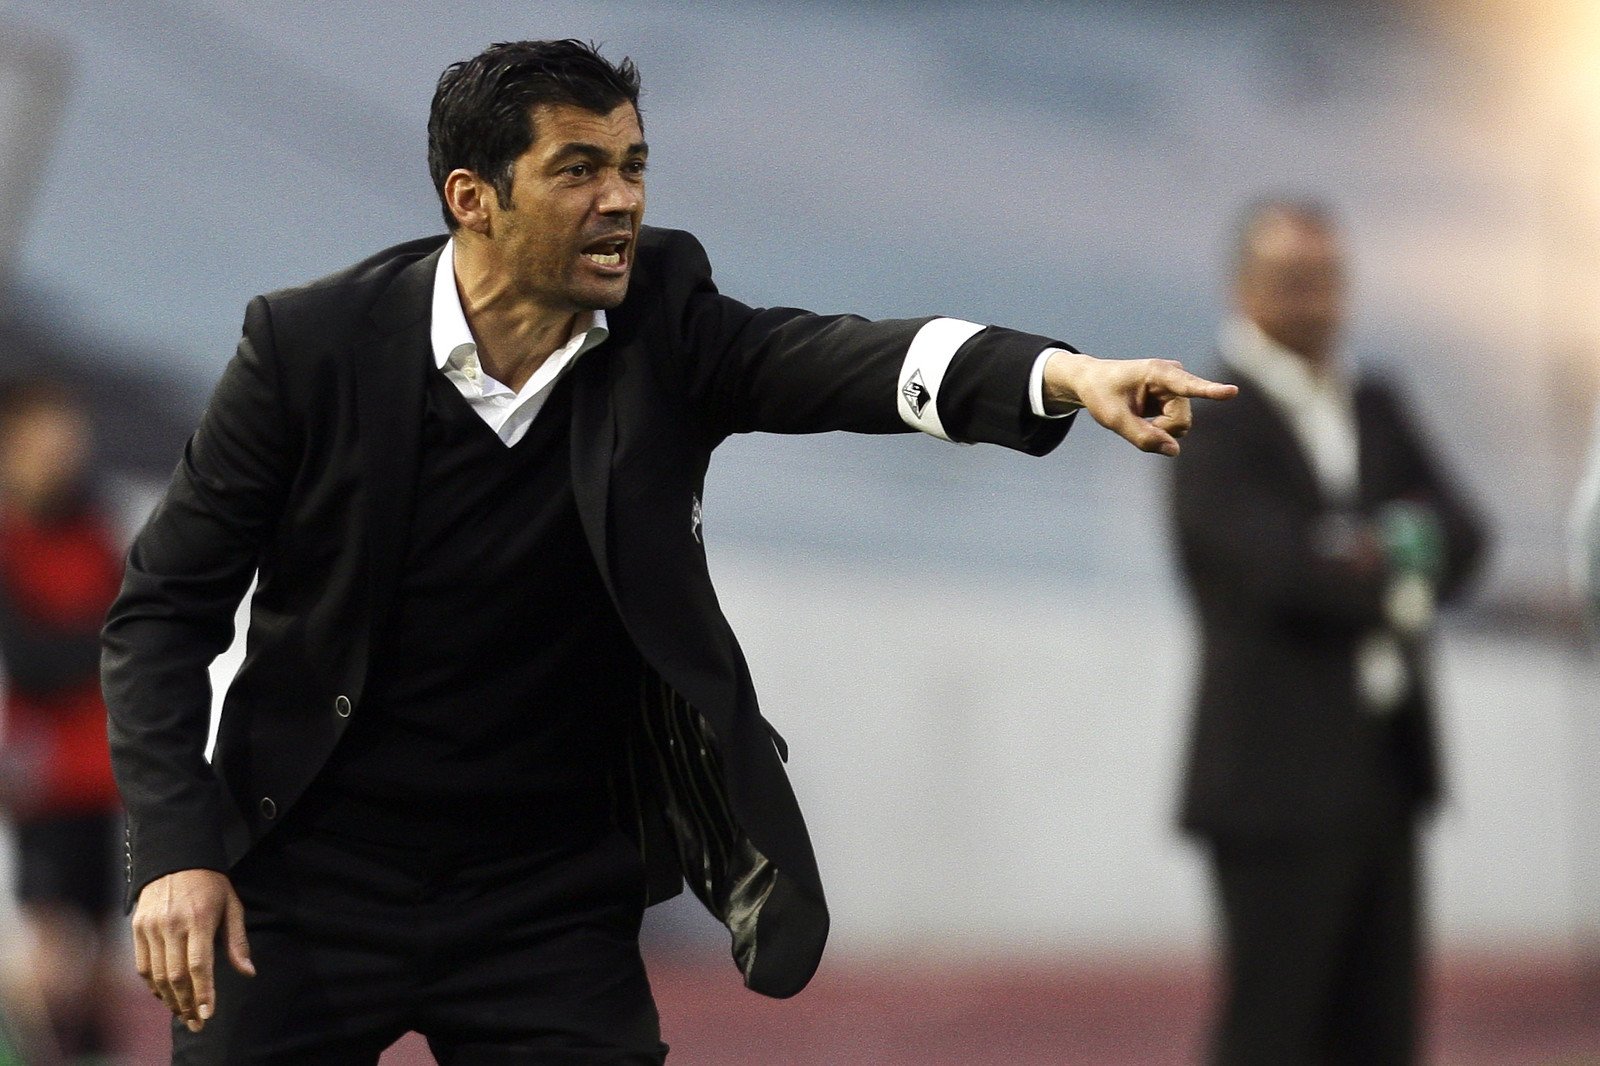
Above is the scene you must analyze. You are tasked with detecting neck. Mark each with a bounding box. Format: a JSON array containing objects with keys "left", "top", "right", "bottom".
[
  {"left": 3, "top": 489, "right": 80, "bottom": 525},
  {"left": 452, "top": 237, "right": 580, "bottom": 392},
  {"left": 1244, "top": 318, "right": 1333, "bottom": 378},
  {"left": 1297, "top": 347, "right": 1335, "bottom": 380}
]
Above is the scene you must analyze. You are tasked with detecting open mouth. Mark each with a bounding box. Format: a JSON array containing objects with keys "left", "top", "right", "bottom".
[{"left": 582, "top": 234, "right": 631, "bottom": 270}]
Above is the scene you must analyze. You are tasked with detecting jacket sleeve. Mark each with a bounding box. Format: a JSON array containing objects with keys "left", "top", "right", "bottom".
[
  {"left": 102, "top": 294, "right": 297, "bottom": 903},
  {"left": 1367, "top": 384, "right": 1488, "bottom": 606},
  {"left": 1170, "top": 411, "right": 1390, "bottom": 630},
  {"left": 659, "top": 230, "right": 1075, "bottom": 455}
]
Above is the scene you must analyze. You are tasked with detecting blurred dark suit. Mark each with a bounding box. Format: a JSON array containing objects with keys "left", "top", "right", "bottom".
[{"left": 1171, "top": 358, "right": 1485, "bottom": 1065}]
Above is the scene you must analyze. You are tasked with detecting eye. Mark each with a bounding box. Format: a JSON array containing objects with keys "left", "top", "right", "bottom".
[
  {"left": 625, "top": 159, "right": 648, "bottom": 176},
  {"left": 563, "top": 163, "right": 592, "bottom": 178}
]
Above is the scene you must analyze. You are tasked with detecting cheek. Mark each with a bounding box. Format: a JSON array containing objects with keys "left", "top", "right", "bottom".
[{"left": 514, "top": 228, "right": 569, "bottom": 272}]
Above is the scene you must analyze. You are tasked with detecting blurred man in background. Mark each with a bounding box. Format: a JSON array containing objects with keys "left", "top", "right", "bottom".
[
  {"left": 0, "top": 379, "right": 126, "bottom": 1064},
  {"left": 1569, "top": 418, "right": 1600, "bottom": 625},
  {"left": 1169, "top": 200, "right": 1487, "bottom": 1065}
]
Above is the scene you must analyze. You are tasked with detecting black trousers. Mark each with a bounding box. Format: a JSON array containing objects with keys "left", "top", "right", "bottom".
[
  {"left": 14, "top": 810, "right": 121, "bottom": 920},
  {"left": 1206, "top": 817, "right": 1420, "bottom": 1066},
  {"left": 172, "top": 802, "right": 667, "bottom": 1065}
]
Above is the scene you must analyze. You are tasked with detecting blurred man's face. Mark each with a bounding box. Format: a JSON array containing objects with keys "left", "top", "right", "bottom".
[
  {"left": 489, "top": 101, "right": 647, "bottom": 313},
  {"left": 1236, "top": 213, "right": 1346, "bottom": 368},
  {"left": 0, "top": 403, "right": 89, "bottom": 516}
]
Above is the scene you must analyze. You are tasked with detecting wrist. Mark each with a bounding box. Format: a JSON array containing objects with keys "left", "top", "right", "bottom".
[{"left": 1043, "top": 350, "right": 1093, "bottom": 413}]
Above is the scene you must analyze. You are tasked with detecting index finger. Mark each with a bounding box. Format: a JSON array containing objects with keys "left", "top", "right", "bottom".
[
  {"left": 188, "top": 924, "right": 217, "bottom": 1028},
  {"left": 133, "top": 919, "right": 153, "bottom": 988},
  {"left": 164, "top": 927, "right": 196, "bottom": 1025},
  {"left": 1156, "top": 364, "right": 1238, "bottom": 401}
]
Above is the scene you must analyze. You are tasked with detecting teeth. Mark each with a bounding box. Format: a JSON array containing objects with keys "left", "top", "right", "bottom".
[{"left": 586, "top": 252, "right": 621, "bottom": 266}]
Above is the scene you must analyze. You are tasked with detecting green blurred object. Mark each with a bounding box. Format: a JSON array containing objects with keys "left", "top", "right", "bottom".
[{"left": 1378, "top": 500, "right": 1444, "bottom": 581}]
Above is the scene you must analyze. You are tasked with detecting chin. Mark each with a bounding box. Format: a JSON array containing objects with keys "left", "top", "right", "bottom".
[{"left": 576, "top": 279, "right": 632, "bottom": 311}]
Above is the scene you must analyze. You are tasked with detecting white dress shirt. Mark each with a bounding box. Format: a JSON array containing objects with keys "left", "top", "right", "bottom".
[
  {"left": 1030, "top": 349, "right": 1078, "bottom": 420},
  {"left": 431, "top": 239, "right": 611, "bottom": 447},
  {"left": 1222, "top": 318, "right": 1359, "bottom": 504}
]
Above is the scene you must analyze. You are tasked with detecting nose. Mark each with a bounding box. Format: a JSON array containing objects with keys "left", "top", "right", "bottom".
[{"left": 596, "top": 167, "right": 642, "bottom": 218}]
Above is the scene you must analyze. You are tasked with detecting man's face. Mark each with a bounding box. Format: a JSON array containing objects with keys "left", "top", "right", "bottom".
[
  {"left": 0, "top": 404, "right": 89, "bottom": 514},
  {"left": 1236, "top": 214, "right": 1346, "bottom": 366},
  {"left": 489, "top": 101, "right": 647, "bottom": 312}
]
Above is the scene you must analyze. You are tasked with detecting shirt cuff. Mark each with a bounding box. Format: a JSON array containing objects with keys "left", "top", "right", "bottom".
[{"left": 1030, "top": 348, "right": 1081, "bottom": 418}]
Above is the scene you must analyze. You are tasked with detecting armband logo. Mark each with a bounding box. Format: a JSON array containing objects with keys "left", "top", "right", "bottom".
[{"left": 902, "top": 370, "right": 931, "bottom": 418}]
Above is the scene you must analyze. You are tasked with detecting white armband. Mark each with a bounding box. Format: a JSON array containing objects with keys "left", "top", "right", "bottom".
[{"left": 897, "top": 318, "right": 985, "bottom": 442}]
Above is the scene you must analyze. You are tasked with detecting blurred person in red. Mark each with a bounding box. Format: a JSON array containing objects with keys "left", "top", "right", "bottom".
[
  {"left": 1169, "top": 200, "right": 1487, "bottom": 1065},
  {"left": 0, "top": 379, "right": 126, "bottom": 1063}
]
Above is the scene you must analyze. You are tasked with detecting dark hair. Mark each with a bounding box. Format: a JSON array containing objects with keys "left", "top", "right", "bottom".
[
  {"left": 1233, "top": 197, "right": 1338, "bottom": 275},
  {"left": 427, "top": 39, "right": 642, "bottom": 230},
  {"left": 0, "top": 377, "right": 78, "bottom": 438}
]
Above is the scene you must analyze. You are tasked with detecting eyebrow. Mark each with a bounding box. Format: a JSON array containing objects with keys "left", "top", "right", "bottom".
[{"left": 550, "top": 141, "right": 650, "bottom": 163}]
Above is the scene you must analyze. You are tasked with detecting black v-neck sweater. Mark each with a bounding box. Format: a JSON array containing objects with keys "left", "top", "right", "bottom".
[{"left": 305, "top": 371, "right": 642, "bottom": 842}]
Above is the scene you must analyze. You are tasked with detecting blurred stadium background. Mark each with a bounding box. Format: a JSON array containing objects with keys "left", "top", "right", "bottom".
[{"left": 1, "top": 0, "right": 1598, "bottom": 1061}]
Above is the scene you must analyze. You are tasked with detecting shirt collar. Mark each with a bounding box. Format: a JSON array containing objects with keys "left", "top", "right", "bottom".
[
  {"left": 1219, "top": 316, "right": 1348, "bottom": 409},
  {"left": 429, "top": 237, "right": 609, "bottom": 372}
]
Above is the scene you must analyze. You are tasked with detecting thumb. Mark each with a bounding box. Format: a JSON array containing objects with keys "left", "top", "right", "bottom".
[
  {"left": 1097, "top": 402, "right": 1178, "bottom": 457},
  {"left": 223, "top": 888, "right": 255, "bottom": 977}
]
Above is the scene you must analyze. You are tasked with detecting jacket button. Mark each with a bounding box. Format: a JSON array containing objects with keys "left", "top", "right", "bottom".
[
  {"left": 334, "top": 695, "right": 352, "bottom": 718},
  {"left": 259, "top": 797, "right": 277, "bottom": 820}
]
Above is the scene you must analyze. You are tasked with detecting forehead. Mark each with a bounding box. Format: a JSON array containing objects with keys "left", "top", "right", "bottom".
[
  {"left": 526, "top": 101, "right": 643, "bottom": 154},
  {"left": 1248, "top": 214, "right": 1342, "bottom": 266},
  {"left": 0, "top": 402, "right": 86, "bottom": 442}
]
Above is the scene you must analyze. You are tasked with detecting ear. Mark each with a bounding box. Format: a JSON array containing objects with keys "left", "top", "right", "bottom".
[{"left": 443, "top": 169, "right": 495, "bottom": 235}]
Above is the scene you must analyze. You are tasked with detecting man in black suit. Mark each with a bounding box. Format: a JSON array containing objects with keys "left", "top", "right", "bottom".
[
  {"left": 104, "top": 39, "right": 1236, "bottom": 1063},
  {"left": 1170, "top": 200, "right": 1487, "bottom": 1065}
]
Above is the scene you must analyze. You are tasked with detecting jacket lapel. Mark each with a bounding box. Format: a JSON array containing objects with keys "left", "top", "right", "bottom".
[
  {"left": 355, "top": 248, "right": 437, "bottom": 640},
  {"left": 1353, "top": 383, "right": 1383, "bottom": 510},
  {"left": 1224, "top": 364, "right": 1325, "bottom": 507},
  {"left": 569, "top": 339, "right": 618, "bottom": 599}
]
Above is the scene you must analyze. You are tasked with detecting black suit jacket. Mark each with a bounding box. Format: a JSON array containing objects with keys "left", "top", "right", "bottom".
[
  {"left": 1169, "top": 367, "right": 1485, "bottom": 839},
  {"left": 102, "top": 227, "right": 1074, "bottom": 997}
]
